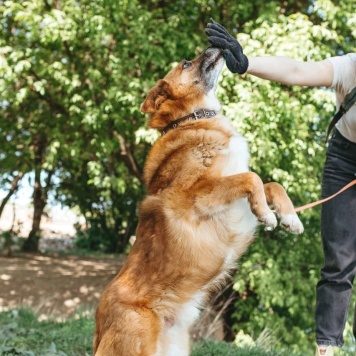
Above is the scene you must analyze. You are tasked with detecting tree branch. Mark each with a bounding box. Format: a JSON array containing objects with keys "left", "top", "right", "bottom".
[
  {"left": 0, "top": 172, "right": 24, "bottom": 220},
  {"left": 63, "top": 40, "right": 73, "bottom": 61},
  {"left": 113, "top": 130, "right": 143, "bottom": 184}
]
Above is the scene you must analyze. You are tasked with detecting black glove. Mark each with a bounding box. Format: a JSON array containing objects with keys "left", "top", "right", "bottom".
[{"left": 205, "top": 19, "right": 249, "bottom": 74}]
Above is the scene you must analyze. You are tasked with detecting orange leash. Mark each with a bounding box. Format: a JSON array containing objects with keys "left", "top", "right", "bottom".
[{"left": 294, "top": 179, "right": 356, "bottom": 213}]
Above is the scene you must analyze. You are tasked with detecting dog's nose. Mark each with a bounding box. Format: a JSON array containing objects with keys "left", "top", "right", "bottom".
[
  {"left": 203, "top": 47, "right": 223, "bottom": 61},
  {"left": 204, "top": 47, "right": 222, "bottom": 54}
]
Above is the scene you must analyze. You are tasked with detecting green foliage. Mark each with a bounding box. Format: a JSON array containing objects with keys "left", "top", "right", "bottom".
[
  {"left": 191, "top": 339, "right": 295, "bottom": 356},
  {"left": 74, "top": 220, "right": 123, "bottom": 253},
  {"left": 0, "top": 0, "right": 355, "bottom": 352},
  {"left": 215, "top": 3, "right": 354, "bottom": 354},
  {"left": 0, "top": 230, "right": 12, "bottom": 248},
  {"left": 0, "top": 308, "right": 299, "bottom": 356},
  {"left": 0, "top": 308, "right": 93, "bottom": 355}
]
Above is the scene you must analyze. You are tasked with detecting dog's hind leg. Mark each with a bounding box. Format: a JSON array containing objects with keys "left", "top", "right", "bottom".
[
  {"left": 94, "top": 306, "right": 161, "bottom": 356},
  {"left": 264, "top": 182, "right": 304, "bottom": 234}
]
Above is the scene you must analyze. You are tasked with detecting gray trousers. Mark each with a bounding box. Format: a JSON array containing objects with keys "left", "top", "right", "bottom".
[{"left": 315, "top": 129, "right": 356, "bottom": 347}]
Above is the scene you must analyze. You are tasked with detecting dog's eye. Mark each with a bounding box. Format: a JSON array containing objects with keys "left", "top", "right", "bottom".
[{"left": 182, "top": 61, "right": 192, "bottom": 69}]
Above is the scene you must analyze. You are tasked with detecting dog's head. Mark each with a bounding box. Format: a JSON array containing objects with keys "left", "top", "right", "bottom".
[{"left": 141, "top": 48, "right": 224, "bottom": 130}]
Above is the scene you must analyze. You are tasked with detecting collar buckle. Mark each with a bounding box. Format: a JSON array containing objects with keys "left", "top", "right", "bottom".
[{"left": 194, "top": 110, "right": 203, "bottom": 120}]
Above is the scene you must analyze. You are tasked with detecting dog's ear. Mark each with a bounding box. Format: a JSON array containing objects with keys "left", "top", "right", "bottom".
[{"left": 140, "top": 80, "right": 173, "bottom": 113}]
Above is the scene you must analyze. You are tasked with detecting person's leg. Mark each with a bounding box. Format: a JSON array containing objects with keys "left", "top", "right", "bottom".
[{"left": 316, "top": 130, "right": 356, "bottom": 347}]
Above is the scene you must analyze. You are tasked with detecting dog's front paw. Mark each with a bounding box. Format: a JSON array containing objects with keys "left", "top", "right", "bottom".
[
  {"left": 280, "top": 213, "right": 304, "bottom": 234},
  {"left": 258, "top": 210, "right": 278, "bottom": 231}
]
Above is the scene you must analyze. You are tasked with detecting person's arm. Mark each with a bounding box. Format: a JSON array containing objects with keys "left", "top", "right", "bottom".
[
  {"left": 205, "top": 20, "right": 334, "bottom": 88},
  {"left": 247, "top": 56, "right": 333, "bottom": 87}
]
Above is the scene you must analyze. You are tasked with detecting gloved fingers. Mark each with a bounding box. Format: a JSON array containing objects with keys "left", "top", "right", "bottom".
[
  {"left": 205, "top": 28, "right": 230, "bottom": 42},
  {"left": 223, "top": 49, "right": 249, "bottom": 74},
  {"left": 208, "top": 19, "right": 230, "bottom": 34},
  {"left": 206, "top": 22, "right": 230, "bottom": 37},
  {"left": 222, "top": 49, "right": 235, "bottom": 61},
  {"left": 206, "top": 35, "right": 230, "bottom": 50},
  {"left": 223, "top": 49, "right": 241, "bottom": 73},
  {"left": 222, "top": 48, "right": 239, "bottom": 61}
]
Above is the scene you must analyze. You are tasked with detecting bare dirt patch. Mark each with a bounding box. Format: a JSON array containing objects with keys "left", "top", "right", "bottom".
[{"left": 0, "top": 253, "right": 126, "bottom": 319}]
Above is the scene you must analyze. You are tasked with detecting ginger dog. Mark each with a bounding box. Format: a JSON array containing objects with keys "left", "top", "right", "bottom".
[{"left": 94, "top": 47, "right": 303, "bottom": 356}]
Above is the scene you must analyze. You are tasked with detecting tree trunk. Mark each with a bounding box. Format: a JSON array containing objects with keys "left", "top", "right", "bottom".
[
  {"left": 0, "top": 172, "right": 23, "bottom": 221},
  {"left": 22, "top": 168, "right": 47, "bottom": 252},
  {"left": 22, "top": 181, "right": 46, "bottom": 252},
  {"left": 22, "top": 134, "right": 52, "bottom": 252}
]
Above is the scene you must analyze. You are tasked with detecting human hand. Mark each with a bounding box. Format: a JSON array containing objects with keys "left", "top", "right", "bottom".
[{"left": 205, "top": 19, "right": 249, "bottom": 74}]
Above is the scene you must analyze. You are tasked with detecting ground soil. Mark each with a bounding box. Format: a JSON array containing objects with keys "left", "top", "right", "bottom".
[
  {"left": 0, "top": 252, "right": 226, "bottom": 340},
  {"left": 0, "top": 253, "right": 126, "bottom": 319}
]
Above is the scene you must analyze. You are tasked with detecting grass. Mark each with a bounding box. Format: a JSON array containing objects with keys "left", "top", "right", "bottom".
[
  {"left": 0, "top": 309, "right": 93, "bottom": 356},
  {"left": 0, "top": 308, "right": 298, "bottom": 356},
  {"left": 191, "top": 339, "right": 293, "bottom": 356}
]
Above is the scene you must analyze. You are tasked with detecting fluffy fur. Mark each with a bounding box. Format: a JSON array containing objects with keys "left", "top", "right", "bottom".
[{"left": 94, "top": 48, "right": 304, "bottom": 356}]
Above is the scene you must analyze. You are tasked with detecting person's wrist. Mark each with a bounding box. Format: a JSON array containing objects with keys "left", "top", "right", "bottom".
[{"left": 238, "top": 55, "right": 249, "bottom": 75}]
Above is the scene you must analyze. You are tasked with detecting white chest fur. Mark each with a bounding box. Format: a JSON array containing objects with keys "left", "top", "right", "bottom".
[{"left": 220, "top": 133, "right": 250, "bottom": 177}]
